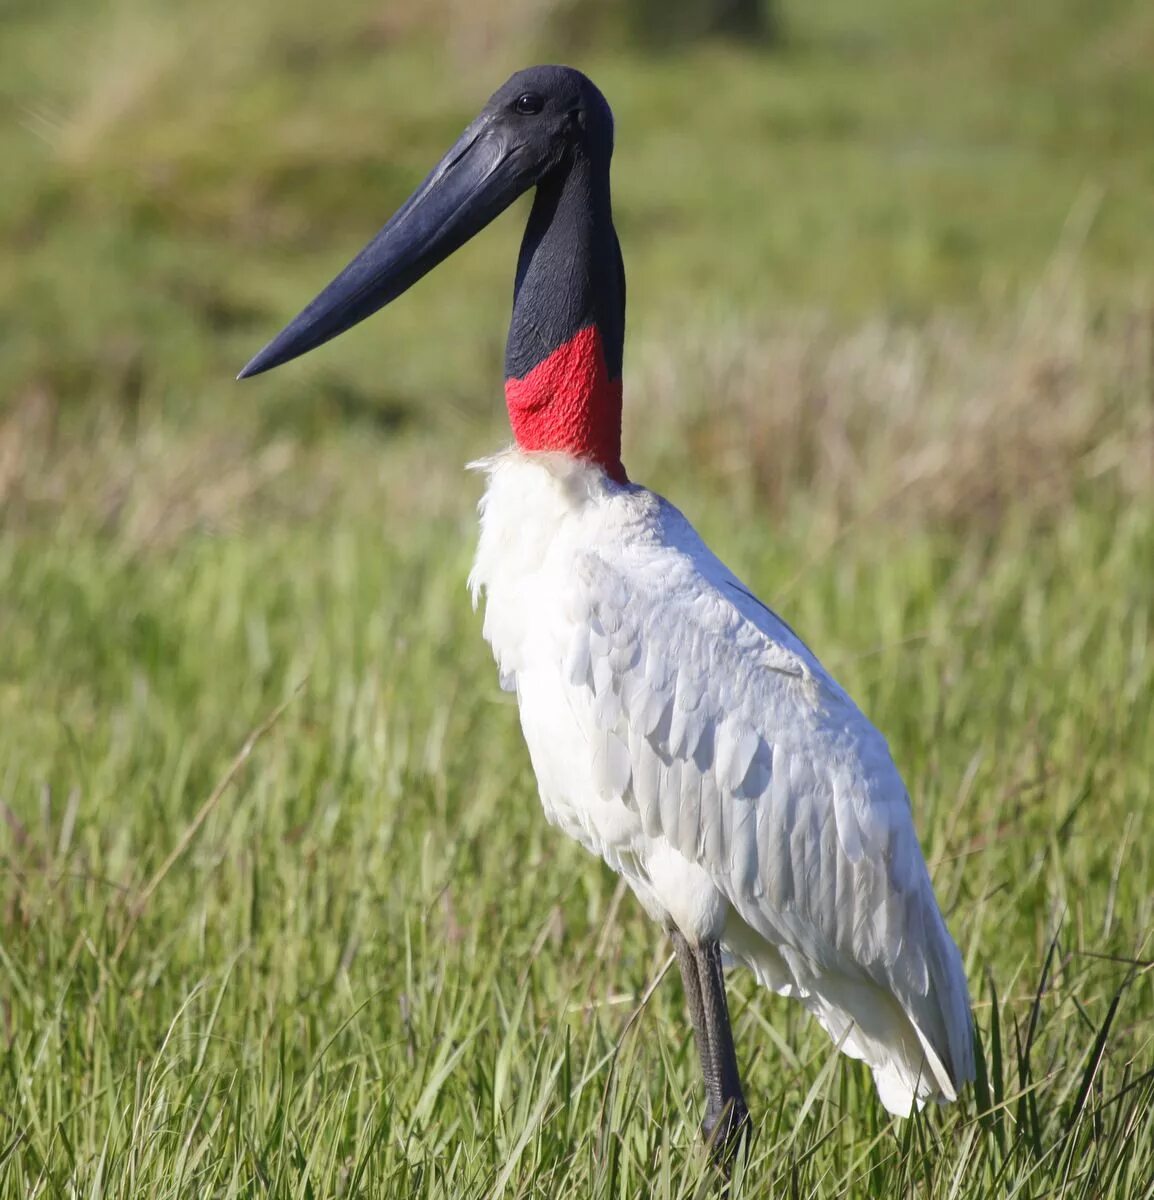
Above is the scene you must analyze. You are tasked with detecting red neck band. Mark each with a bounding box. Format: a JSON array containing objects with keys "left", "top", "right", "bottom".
[{"left": 504, "top": 324, "right": 626, "bottom": 483}]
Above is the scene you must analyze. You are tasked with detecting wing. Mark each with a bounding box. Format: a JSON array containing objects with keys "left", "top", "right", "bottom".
[{"left": 564, "top": 500, "right": 973, "bottom": 1113}]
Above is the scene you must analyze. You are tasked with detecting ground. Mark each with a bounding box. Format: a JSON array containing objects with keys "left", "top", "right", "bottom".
[{"left": 2, "top": 0, "right": 1153, "bottom": 1196}]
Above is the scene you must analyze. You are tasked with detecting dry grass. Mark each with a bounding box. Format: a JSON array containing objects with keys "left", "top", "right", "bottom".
[
  {"left": 634, "top": 284, "right": 1154, "bottom": 527},
  {"left": 4, "top": 279, "right": 1151, "bottom": 556}
]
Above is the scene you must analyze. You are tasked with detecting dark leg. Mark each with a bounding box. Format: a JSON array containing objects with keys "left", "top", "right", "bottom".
[
  {"left": 695, "top": 940, "right": 751, "bottom": 1154},
  {"left": 671, "top": 931, "right": 751, "bottom": 1165},
  {"left": 672, "top": 930, "right": 714, "bottom": 1098}
]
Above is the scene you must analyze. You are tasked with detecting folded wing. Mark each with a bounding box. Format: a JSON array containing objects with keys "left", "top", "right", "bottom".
[{"left": 564, "top": 505, "right": 973, "bottom": 1114}]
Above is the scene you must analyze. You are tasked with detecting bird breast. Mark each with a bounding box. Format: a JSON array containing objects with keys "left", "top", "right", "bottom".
[{"left": 467, "top": 449, "right": 693, "bottom": 911}]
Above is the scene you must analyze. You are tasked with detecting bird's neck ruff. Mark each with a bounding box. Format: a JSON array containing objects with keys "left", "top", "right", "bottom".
[{"left": 504, "top": 151, "right": 627, "bottom": 483}]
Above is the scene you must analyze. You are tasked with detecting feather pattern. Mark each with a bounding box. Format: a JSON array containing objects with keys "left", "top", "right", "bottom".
[{"left": 469, "top": 449, "right": 974, "bottom": 1116}]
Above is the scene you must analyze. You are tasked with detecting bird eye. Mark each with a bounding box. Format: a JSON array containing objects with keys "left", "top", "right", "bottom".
[{"left": 514, "top": 92, "right": 544, "bottom": 115}]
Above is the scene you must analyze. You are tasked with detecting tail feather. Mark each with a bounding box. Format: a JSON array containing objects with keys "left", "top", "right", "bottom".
[{"left": 723, "top": 916, "right": 973, "bottom": 1117}]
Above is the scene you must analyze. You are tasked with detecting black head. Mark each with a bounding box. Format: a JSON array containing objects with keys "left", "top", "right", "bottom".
[
  {"left": 238, "top": 66, "right": 615, "bottom": 379},
  {"left": 484, "top": 64, "right": 615, "bottom": 173}
]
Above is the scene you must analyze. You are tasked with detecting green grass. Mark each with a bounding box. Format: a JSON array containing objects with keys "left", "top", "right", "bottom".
[{"left": 3, "top": 0, "right": 1154, "bottom": 1195}]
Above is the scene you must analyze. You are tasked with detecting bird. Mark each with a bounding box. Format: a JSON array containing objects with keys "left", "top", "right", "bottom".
[{"left": 239, "top": 64, "right": 974, "bottom": 1162}]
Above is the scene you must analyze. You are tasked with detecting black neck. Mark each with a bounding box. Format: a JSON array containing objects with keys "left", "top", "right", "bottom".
[{"left": 504, "top": 151, "right": 625, "bottom": 381}]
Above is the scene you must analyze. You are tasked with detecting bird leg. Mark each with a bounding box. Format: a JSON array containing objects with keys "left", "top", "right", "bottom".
[{"left": 671, "top": 931, "right": 751, "bottom": 1165}]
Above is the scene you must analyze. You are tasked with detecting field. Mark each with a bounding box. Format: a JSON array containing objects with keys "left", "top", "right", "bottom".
[{"left": 2, "top": 0, "right": 1154, "bottom": 1195}]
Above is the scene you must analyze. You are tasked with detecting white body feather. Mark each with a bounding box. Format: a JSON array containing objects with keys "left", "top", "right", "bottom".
[{"left": 468, "top": 449, "right": 973, "bottom": 1116}]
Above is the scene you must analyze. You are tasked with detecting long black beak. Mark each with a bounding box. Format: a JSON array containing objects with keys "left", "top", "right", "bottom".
[{"left": 238, "top": 114, "right": 538, "bottom": 379}]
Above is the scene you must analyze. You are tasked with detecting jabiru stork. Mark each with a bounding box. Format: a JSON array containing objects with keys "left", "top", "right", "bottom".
[{"left": 239, "top": 65, "right": 974, "bottom": 1162}]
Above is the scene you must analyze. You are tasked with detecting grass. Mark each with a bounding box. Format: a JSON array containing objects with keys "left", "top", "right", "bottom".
[{"left": 3, "top": 0, "right": 1154, "bottom": 1195}]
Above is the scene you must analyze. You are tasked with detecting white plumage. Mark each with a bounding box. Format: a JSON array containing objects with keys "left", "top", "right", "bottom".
[{"left": 469, "top": 448, "right": 973, "bottom": 1116}]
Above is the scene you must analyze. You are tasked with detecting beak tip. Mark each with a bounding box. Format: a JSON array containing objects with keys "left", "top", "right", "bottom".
[{"left": 237, "top": 346, "right": 276, "bottom": 381}]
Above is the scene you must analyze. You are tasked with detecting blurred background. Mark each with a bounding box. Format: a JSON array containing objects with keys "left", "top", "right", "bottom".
[
  {"left": 2, "top": 2, "right": 1153, "bottom": 1195},
  {"left": 3, "top": 0, "right": 1152, "bottom": 535}
]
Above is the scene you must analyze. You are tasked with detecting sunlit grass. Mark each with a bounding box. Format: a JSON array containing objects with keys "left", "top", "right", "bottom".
[
  {"left": 3, "top": 0, "right": 1154, "bottom": 1195},
  {"left": 2, "top": 450, "right": 1152, "bottom": 1195}
]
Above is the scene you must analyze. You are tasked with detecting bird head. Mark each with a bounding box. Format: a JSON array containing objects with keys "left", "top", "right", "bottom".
[{"left": 237, "top": 65, "right": 614, "bottom": 380}]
